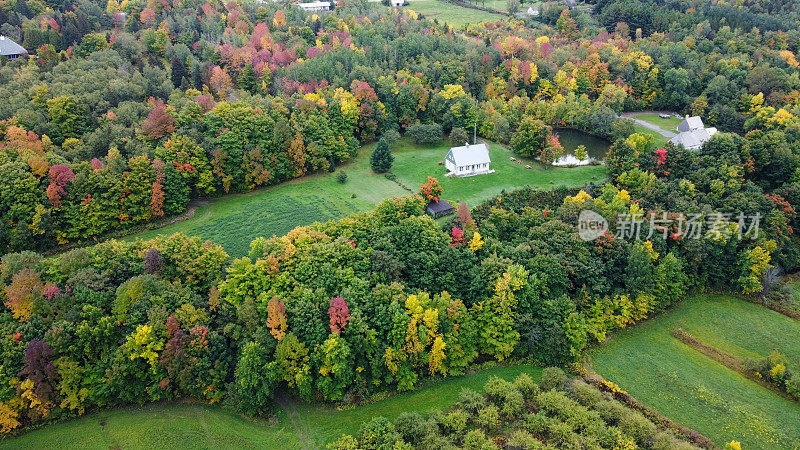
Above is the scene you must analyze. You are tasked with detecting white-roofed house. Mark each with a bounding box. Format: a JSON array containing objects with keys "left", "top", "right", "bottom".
[
  {"left": 668, "top": 116, "right": 718, "bottom": 150},
  {"left": 0, "top": 36, "right": 27, "bottom": 61},
  {"left": 527, "top": 6, "right": 539, "bottom": 16},
  {"left": 445, "top": 142, "right": 493, "bottom": 177},
  {"left": 296, "top": 1, "right": 331, "bottom": 11}
]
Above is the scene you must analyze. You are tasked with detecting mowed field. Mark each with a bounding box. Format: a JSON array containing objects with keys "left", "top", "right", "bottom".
[
  {"left": 129, "top": 139, "right": 605, "bottom": 257},
  {"left": 407, "top": 0, "right": 506, "bottom": 28},
  {"left": 590, "top": 294, "right": 800, "bottom": 448},
  {"left": 2, "top": 365, "right": 541, "bottom": 449},
  {"left": 633, "top": 113, "right": 682, "bottom": 132}
]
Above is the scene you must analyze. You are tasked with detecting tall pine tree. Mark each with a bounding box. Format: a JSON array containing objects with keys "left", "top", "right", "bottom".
[{"left": 370, "top": 138, "right": 394, "bottom": 173}]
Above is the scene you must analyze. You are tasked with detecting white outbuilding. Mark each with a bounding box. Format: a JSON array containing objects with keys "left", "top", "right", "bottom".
[
  {"left": 445, "top": 142, "right": 493, "bottom": 177},
  {"left": 296, "top": 1, "right": 331, "bottom": 11}
]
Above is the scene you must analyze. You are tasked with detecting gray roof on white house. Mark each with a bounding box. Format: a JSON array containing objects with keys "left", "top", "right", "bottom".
[
  {"left": 669, "top": 127, "right": 717, "bottom": 150},
  {"left": 0, "top": 36, "right": 26, "bottom": 57},
  {"left": 447, "top": 143, "right": 490, "bottom": 167},
  {"left": 677, "top": 116, "right": 704, "bottom": 132}
]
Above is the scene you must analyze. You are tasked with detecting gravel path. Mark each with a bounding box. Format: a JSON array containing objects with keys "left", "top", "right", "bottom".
[{"left": 619, "top": 112, "right": 678, "bottom": 138}]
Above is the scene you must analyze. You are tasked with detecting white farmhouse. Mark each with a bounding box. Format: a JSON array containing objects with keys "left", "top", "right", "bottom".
[
  {"left": 445, "top": 142, "right": 493, "bottom": 177},
  {"left": 296, "top": 1, "right": 331, "bottom": 11},
  {"left": 0, "top": 36, "right": 27, "bottom": 61},
  {"left": 668, "top": 116, "right": 718, "bottom": 150}
]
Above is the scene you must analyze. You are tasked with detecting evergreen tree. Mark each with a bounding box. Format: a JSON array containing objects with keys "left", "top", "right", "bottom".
[
  {"left": 370, "top": 138, "right": 394, "bottom": 173},
  {"left": 238, "top": 63, "right": 257, "bottom": 94},
  {"left": 170, "top": 56, "right": 186, "bottom": 89}
]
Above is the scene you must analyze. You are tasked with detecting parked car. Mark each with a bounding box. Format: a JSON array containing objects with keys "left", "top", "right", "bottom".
[{"left": 659, "top": 113, "right": 671, "bottom": 119}]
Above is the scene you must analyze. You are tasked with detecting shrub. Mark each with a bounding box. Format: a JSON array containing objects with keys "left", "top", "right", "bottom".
[
  {"left": 514, "top": 373, "right": 540, "bottom": 401},
  {"left": 475, "top": 404, "right": 500, "bottom": 430},
  {"left": 787, "top": 373, "right": 800, "bottom": 400},
  {"left": 506, "top": 429, "right": 544, "bottom": 449},
  {"left": 594, "top": 399, "right": 629, "bottom": 424},
  {"left": 652, "top": 431, "right": 696, "bottom": 450},
  {"left": 407, "top": 123, "right": 443, "bottom": 145},
  {"left": 617, "top": 410, "right": 657, "bottom": 446},
  {"left": 357, "top": 417, "right": 402, "bottom": 449},
  {"left": 394, "top": 412, "right": 429, "bottom": 446},
  {"left": 329, "top": 434, "right": 359, "bottom": 450},
  {"left": 462, "top": 429, "right": 495, "bottom": 450},
  {"left": 335, "top": 172, "right": 348, "bottom": 183},
  {"left": 539, "top": 367, "right": 567, "bottom": 391},
  {"left": 382, "top": 129, "right": 400, "bottom": 147},
  {"left": 458, "top": 387, "right": 486, "bottom": 415},
  {"left": 524, "top": 412, "right": 549, "bottom": 435},
  {"left": 567, "top": 379, "right": 604, "bottom": 408},
  {"left": 483, "top": 375, "right": 516, "bottom": 404},
  {"left": 442, "top": 409, "right": 469, "bottom": 435},
  {"left": 450, "top": 127, "right": 468, "bottom": 146},
  {"left": 501, "top": 389, "right": 525, "bottom": 420},
  {"left": 546, "top": 421, "right": 578, "bottom": 447}
]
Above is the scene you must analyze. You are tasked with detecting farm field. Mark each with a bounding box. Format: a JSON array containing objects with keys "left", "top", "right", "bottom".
[
  {"left": 590, "top": 294, "right": 800, "bottom": 448},
  {"left": 130, "top": 139, "right": 605, "bottom": 257},
  {"left": 633, "top": 113, "right": 683, "bottom": 132},
  {"left": 3, "top": 365, "right": 541, "bottom": 449},
  {"left": 407, "top": 0, "right": 506, "bottom": 27}
]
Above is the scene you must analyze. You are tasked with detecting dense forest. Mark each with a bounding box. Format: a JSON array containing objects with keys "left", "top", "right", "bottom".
[{"left": 1, "top": 0, "right": 800, "bottom": 441}]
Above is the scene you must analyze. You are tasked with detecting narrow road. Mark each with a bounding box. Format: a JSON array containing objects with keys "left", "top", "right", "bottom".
[
  {"left": 275, "top": 390, "right": 318, "bottom": 450},
  {"left": 619, "top": 112, "right": 677, "bottom": 138}
]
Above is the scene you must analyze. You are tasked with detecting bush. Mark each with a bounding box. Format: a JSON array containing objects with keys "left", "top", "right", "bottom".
[
  {"left": 449, "top": 127, "right": 469, "bottom": 146},
  {"left": 382, "top": 129, "right": 401, "bottom": 147},
  {"left": 617, "top": 410, "right": 657, "bottom": 446},
  {"left": 787, "top": 373, "right": 800, "bottom": 400},
  {"left": 546, "top": 421, "right": 578, "bottom": 447},
  {"left": 483, "top": 375, "right": 516, "bottom": 404},
  {"left": 652, "top": 431, "right": 696, "bottom": 450},
  {"left": 462, "top": 429, "right": 495, "bottom": 450},
  {"left": 514, "top": 373, "right": 539, "bottom": 400},
  {"left": 335, "top": 171, "right": 348, "bottom": 183},
  {"left": 502, "top": 389, "right": 526, "bottom": 420},
  {"left": 524, "top": 412, "right": 549, "bottom": 435},
  {"left": 407, "top": 123, "right": 443, "bottom": 145},
  {"left": 594, "top": 399, "right": 629, "bottom": 425},
  {"left": 357, "top": 417, "right": 402, "bottom": 449},
  {"left": 567, "top": 379, "right": 604, "bottom": 408},
  {"left": 442, "top": 409, "right": 469, "bottom": 435},
  {"left": 458, "top": 387, "right": 486, "bottom": 416},
  {"left": 394, "top": 412, "right": 429, "bottom": 446},
  {"left": 476, "top": 404, "right": 500, "bottom": 430},
  {"left": 539, "top": 367, "right": 567, "bottom": 391},
  {"left": 506, "top": 429, "right": 544, "bottom": 449}
]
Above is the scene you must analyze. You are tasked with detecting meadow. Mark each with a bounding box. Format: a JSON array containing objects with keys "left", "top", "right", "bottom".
[
  {"left": 2, "top": 365, "right": 541, "bottom": 449},
  {"left": 406, "top": 0, "right": 506, "bottom": 28},
  {"left": 633, "top": 113, "right": 683, "bottom": 132},
  {"left": 130, "top": 139, "right": 605, "bottom": 257},
  {"left": 590, "top": 294, "right": 800, "bottom": 448}
]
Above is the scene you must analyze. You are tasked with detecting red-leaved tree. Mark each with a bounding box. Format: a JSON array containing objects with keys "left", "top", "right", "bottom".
[{"left": 328, "top": 296, "right": 350, "bottom": 335}]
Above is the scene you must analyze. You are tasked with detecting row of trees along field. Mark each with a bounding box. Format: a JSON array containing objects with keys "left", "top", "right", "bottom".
[
  {"left": 3, "top": 0, "right": 800, "bottom": 253},
  {"left": 1, "top": 121, "right": 800, "bottom": 433}
]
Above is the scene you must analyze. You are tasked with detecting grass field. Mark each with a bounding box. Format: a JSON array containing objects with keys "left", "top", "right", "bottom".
[
  {"left": 129, "top": 139, "right": 605, "bottom": 257},
  {"left": 3, "top": 365, "right": 541, "bottom": 449},
  {"left": 407, "top": 0, "right": 506, "bottom": 27},
  {"left": 632, "top": 124, "right": 669, "bottom": 147},
  {"left": 391, "top": 140, "right": 606, "bottom": 207},
  {"left": 590, "top": 295, "right": 800, "bottom": 448},
  {"left": 633, "top": 113, "right": 682, "bottom": 132}
]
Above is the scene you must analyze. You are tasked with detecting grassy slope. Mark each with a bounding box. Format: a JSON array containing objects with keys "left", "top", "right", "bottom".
[
  {"left": 633, "top": 113, "right": 682, "bottom": 132},
  {"left": 3, "top": 365, "right": 541, "bottom": 449},
  {"left": 590, "top": 295, "right": 800, "bottom": 448},
  {"left": 128, "top": 140, "right": 605, "bottom": 257},
  {"left": 391, "top": 140, "right": 606, "bottom": 207},
  {"left": 407, "top": 1, "right": 506, "bottom": 28}
]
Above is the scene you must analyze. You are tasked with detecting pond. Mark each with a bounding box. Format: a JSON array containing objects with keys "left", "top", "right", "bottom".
[{"left": 552, "top": 129, "right": 611, "bottom": 166}]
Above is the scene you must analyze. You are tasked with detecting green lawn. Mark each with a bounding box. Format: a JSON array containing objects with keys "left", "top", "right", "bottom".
[
  {"left": 3, "top": 365, "right": 541, "bottom": 449},
  {"left": 407, "top": 0, "right": 506, "bottom": 27},
  {"left": 633, "top": 113, "right": 682, "bottom": 132},
  {"left": 632, "top": 124, "right": 669, "bottom": 147},
  {"left": 128, "top": 139, "right": 605, "bottom": 257},
  {"left": 590, "top": 295, "right": 800, "bottom": 448},
  {"left": 391, "top": 140, "right": 606, "bottom": 207}
]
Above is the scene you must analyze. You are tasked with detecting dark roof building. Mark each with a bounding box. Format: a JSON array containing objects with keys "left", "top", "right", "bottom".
[
  {"left": 426, "top": 200, "right": 454, "bottom": 218},
  {"left": 0, "top": 36, "right": 27, "bottom": 61}
]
